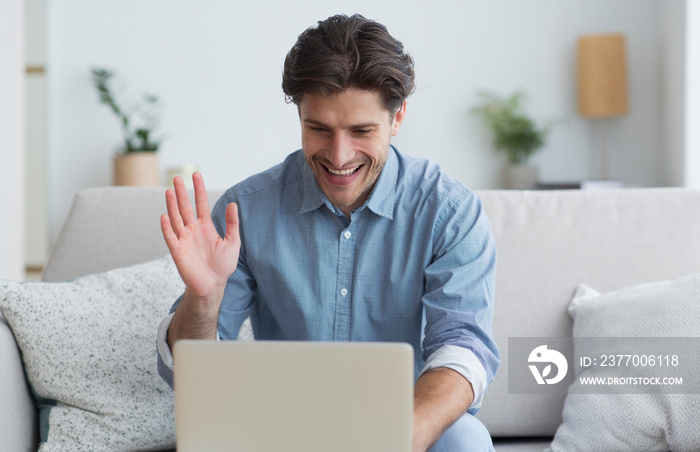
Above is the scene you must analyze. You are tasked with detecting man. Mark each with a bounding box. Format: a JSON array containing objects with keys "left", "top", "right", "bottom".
[{"left": 157, "top": 14, "right": 499, "bottom": 451}]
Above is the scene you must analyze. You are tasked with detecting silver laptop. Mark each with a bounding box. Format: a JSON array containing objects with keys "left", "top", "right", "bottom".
[{"left": 173, "top": 340, "right": 414, "bottom": 452}]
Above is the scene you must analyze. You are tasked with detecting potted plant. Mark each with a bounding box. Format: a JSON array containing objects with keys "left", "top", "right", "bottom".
[
  {"left": 91, "top": 67, "right": 163, "bottom": 186},
  {"left": 471, "top": 90, "right": 553, "bottom": 189}
]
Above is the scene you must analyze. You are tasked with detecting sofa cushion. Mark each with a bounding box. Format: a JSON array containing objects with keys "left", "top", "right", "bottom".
[
  {"left": 546, "top": 273, "right": 700, "bottom": 452},
  {"left": 0, "top": 256, "right": 182, "bottom": 451}
]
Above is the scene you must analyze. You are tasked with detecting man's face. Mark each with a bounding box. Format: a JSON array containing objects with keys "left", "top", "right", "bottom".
[{"left": 299, "top": 88, "right": 406, "bottom": 216}]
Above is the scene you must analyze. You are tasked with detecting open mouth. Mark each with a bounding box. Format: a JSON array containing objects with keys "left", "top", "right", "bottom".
[{"left": 323, "top": 164, "right": 363, "bottom": 176}]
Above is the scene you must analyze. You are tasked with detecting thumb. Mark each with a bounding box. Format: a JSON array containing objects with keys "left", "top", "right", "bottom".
[{"left": 224, "top": 202, "right": 240, "bottom": 244}]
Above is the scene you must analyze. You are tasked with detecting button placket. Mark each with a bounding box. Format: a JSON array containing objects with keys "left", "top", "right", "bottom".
[{"left": 333, "top": 225, "right": 355, "bottom": 341}]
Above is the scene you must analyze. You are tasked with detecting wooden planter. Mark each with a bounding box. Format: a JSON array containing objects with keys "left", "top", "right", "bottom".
[
  {"left": 113, "top": 152, "right": 160, "bottom": 186},
  {"left": 504, "top": 164, "right": 538, "bottom": 189}
]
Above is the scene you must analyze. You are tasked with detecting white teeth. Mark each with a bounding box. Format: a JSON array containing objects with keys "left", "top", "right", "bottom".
[{"left": 327, "top": 166, "right": 359, "bottom": 175}]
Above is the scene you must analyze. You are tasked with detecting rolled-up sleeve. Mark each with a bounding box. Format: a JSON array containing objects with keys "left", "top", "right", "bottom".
[
  {"left": 157, "top": 313, "right": 176, "bottom": 388},
  {"left": 420, "top": 191, "right": 500, "bottom": 414}
]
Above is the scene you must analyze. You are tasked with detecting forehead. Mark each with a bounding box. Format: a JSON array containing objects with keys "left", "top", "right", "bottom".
[{"left": 298, "top": 88, "right": 393, "bottom": 125}]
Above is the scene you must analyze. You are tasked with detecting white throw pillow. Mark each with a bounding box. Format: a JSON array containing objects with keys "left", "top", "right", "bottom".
[
  {"left": 546, "top": 273, "right": 700, "bottom": 452},
  {"left": 0, "top": 256, "right": 183, "bottom": 452}
]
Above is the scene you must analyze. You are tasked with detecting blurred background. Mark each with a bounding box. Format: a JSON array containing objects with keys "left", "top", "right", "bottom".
[{"left": 3, "top": 0, "right": 699, "bottom": 280}]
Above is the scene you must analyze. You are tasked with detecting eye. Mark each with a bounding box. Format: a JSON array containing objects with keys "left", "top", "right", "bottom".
[
  {"left": 353, "top": 129, "right": 371, "bottom": 136},
  {"left": 309, "top": 126, "right": 328, "bottom": 134}
]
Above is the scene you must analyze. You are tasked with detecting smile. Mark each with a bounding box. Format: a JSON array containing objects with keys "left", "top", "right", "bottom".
[{"left": 324, "top": 165, "right": 362, "bottom": 176}]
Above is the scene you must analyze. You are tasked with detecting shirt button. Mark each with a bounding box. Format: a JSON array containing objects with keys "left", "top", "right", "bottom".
[
  {"left": 340, "top": 288, "right": 348, "bottom": 297},
  {"left": 343, "top": 230, "right": 352, "bottom": 239}
]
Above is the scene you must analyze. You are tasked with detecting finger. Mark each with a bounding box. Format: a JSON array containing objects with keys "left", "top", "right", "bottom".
[
  {"left": 224, "top": 202, "right": 240, "bottom": 245},
  {"left": 165, "top": 188, "right": 185, "bottom": 235},
  {"left": 160, "top": 214, "right": 180, "bottom": 255},
  {"left": 173, "top": 175, "right": 196, "bottom": 226},
  {"left": 192, "top": 172, "right": 211, "bottom": 221}
]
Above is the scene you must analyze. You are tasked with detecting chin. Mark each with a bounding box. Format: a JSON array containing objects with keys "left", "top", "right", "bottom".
[{"left": 328, "top": 195, "right": 358, "bottom": 209}]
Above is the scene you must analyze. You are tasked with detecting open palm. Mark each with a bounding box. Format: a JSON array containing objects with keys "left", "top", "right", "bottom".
[{"left": 160, "top": 172, "right": 240, "bottom": 302}]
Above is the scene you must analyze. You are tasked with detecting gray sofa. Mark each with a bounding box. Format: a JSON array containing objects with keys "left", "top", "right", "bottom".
[{"left": 2, "top": 186, "right": 699, "bottom": 451}]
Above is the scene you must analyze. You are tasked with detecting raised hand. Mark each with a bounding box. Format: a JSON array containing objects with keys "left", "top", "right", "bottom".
[{"left": 160, "top": 172, "right": 240, "bottom": 307}]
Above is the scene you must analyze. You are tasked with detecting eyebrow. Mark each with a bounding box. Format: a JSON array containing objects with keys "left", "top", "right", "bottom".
[{"left": 303, "top": 118, "right": 380, "bottom": 129}]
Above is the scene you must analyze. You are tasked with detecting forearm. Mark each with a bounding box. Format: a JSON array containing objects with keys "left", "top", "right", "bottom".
[
  {"left": 166, "top": 287, "right": 224, "bottom": 349},
  {"left": 413, "top": 367, "right": 474, "bottom": 452}
]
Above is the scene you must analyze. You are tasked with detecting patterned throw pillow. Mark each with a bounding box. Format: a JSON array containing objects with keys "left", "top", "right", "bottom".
[
  {"left": 546, "top": 273, "right": 700, "bottom": 452},
  {"left": 0, "top": 256, "right": 183, "bottom": 452}
]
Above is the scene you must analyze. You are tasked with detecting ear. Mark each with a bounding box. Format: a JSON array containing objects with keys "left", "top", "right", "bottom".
[{"left": 391, "top": 101, "right": 407, "bottom": 137}]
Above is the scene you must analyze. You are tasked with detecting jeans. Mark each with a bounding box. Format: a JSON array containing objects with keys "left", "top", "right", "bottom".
[{"left": 428, "top": 413, "right": 495, "bottom": 452}]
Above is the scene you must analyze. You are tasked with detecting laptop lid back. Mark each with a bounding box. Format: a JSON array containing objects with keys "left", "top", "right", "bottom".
[{"left": 174, "top": 340, "right": 414, "bottom": 452}]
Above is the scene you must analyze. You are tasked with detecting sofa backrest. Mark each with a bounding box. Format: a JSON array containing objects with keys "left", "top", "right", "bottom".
[
  {"left": 42, "top": 187, "right": 700, "bottom": 437},
  {"left": 42, "top": 187, "right": 225, "bottom": 282},
  {"left": 476, "top": 188, "right": 700, "bottom": 436}
]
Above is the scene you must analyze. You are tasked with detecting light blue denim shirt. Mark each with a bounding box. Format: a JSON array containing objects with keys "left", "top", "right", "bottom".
[{"left": 158, "top": 146, "right": 500, "bottom": 413}]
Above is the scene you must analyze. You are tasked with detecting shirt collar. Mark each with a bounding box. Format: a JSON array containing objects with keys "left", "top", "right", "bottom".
[
  {"left": 300, "top": 152, "right": 327, "bottom": 214},
  {"left": 299, "top": 146, "right": 398, "bottom": 220},
  {"left": 363, "top": 146, "right": 397, "bottom": 220}
]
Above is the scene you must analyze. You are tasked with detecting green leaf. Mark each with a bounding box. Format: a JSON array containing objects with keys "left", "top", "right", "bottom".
[
  {"left": 90, "top": 67, "right": 163, "bottom": 152},
  {"left": 471, "top": 89, "right": 553, "bottom": 164}
]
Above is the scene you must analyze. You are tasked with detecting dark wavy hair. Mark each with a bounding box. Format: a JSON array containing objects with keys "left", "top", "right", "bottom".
[{"left": 282, "top": 14, "right": 415, "bottom": 113}]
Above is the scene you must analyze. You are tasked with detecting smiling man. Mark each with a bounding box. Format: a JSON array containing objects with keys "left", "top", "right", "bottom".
[
  {"left": 300, "top": 87, "right": 404, "bottom": 216},
  {"left": 157, "top": 14, "right": 499, "bottom": 451}
]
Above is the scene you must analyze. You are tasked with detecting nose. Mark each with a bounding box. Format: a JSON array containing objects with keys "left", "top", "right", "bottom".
[{"left": 327, "top": 132, "right": 354, "bottom": 168}]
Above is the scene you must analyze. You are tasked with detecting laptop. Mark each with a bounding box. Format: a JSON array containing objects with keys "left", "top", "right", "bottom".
[{"left": 173, "top": 340, "right": 414, "bottom": 452}]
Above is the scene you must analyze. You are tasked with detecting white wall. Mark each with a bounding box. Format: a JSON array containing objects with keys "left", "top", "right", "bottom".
[
  {"left": 47, "top": 0, "right": 667, "bottom": 240},
  {"left": 0, "top": 0, "right": 25, "bottom": 281},
  {"left": 686, "top": 0, "right": 700, "bottom": 189},
  {"left": 660, "top": 0, "right": 686, "bottom": 187}
]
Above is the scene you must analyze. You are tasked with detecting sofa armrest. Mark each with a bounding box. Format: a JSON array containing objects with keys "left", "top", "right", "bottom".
[{"left": 0, "top": 315, "right": 37, "bottom": 450}]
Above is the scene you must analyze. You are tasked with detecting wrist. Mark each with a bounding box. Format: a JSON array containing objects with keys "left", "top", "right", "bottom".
[
  {"left": 183, "top": 285, "right": 226, "bottom": 307},
  {"left": 166, "top": 288, "right": 223, "bottom": 349}
]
